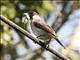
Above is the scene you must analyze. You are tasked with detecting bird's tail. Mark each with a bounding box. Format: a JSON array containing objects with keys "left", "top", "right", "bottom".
[{"left": 55, "top": 38, "right": 65, "bottom": 49}]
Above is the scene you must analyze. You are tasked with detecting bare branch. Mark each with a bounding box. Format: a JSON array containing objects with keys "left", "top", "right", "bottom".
[{"left": 0, "top": 15, "right": 69, "bottom": 60}]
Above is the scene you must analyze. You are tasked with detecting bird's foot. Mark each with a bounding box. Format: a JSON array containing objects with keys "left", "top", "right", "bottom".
[
  {"left": 39, "top": 40, "right": 49, "bottom": 48},
  {"left": 46, "top": 44, "right": 49, "bottom": 48},
  {"left": 39, "top": 40, "right": 46, "bottom": 48}
]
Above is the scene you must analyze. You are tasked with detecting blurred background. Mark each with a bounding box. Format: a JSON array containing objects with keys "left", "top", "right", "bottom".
[{"left": 0, "top": 0, "right": 80, "bottom": 60}]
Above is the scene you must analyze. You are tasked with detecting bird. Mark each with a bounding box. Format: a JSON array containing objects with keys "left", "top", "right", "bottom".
[{"left": 23, "top": 10, "right": 65, "bottom": 48}]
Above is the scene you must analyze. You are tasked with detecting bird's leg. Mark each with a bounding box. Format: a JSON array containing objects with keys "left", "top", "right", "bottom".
[
  {"left": 37, "top": 35, "right": 51, "bottom": 48},
  {"left": 46, "top": 38, "right": 51, "bottom": 48},
  {"left": 46, "top": 44, "right": 49, "bottom": 48},
  {"left": 37, "top": 35, "right": 46, "bottom": 48},
  {"left": 37, "top": 35, "right": 42, "bottom": 38},
  {"left": 37, "top": 35, "right": 44, "bottom": 43}
]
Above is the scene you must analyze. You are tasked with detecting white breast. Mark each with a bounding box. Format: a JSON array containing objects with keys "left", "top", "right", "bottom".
[{"left": 33, "top": 15, "right": 41, "bottom": 20}]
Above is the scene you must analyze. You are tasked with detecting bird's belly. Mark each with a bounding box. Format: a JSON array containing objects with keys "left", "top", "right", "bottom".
[{"left": 31, "top": 24, "right": 50, "bottom": 40}]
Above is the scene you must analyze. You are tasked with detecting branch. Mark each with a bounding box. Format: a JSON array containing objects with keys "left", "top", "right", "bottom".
[{"left": 0, "top": 15, "right": 69, "bottom": 60}]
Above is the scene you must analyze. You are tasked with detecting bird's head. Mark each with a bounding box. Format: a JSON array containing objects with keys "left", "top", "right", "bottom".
[
  {"left": 28, "top": 11, "right": 37, "bottom": 20},
  {"left": 23, "top": 11, "right": 38, "bottom": 20},
  {"left": 22, "top": 10, "right": 40, "bottom": 24}
]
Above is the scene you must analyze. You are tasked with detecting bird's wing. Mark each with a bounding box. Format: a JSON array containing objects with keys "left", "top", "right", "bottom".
[
  {"left": 33, "top": 20, "right": 56, "bottom": 36},
  {"left": 33, "top": 20, "right": 65, "bottom": 48}
]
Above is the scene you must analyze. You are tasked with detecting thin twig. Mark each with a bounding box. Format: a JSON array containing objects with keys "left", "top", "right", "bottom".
[{"left": 0, "top": 15, "right": 69, "bottom": 60}]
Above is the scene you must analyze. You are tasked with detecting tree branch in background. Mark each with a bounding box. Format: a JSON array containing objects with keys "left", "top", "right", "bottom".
[
  {"left": 0, "top": 15, "right": 69, "bottom": 60},
  {"left": 52, "top": 1, "right": 73, "bottom": 32}
]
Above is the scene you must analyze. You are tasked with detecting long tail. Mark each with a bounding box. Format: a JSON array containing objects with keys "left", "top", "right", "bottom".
[{"left": 55, "top": 38, "right": 65, "bottom": 49}]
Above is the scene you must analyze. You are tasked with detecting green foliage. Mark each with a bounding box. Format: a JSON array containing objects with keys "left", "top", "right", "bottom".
[
  {"left": 0, "top": 0, "right": 16, "bottom": 19},
  {"left": 0, "top": 0, "right": 16, "bottom": 46}
]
